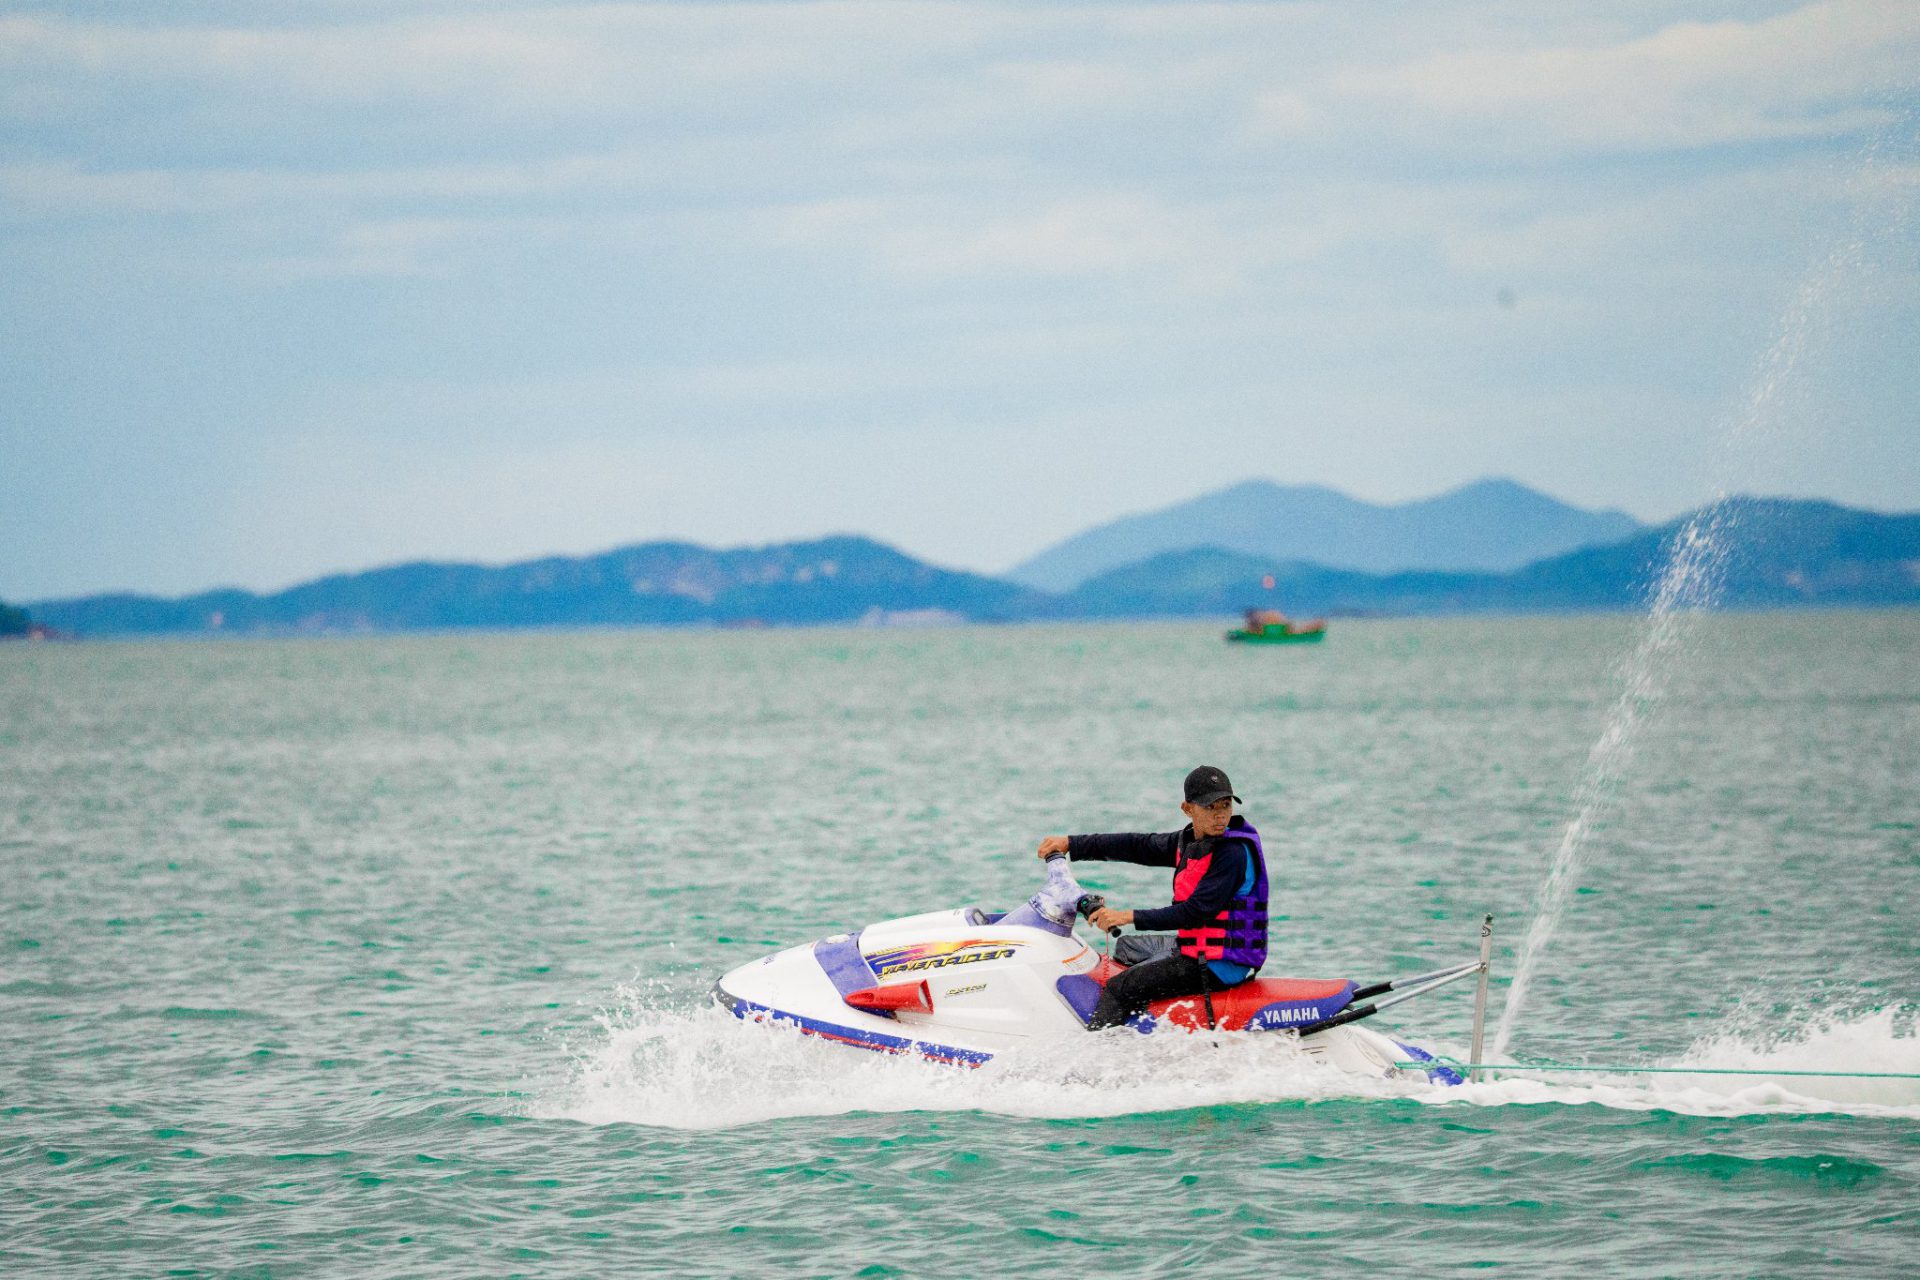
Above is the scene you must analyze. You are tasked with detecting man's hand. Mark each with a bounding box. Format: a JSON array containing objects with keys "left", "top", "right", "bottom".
[
  {"left": 1036, "top": 835, "right": 1070, "bottom": 860},
  {"left": 1089, "top": 906, "right": 1134, "bottom": 933}
]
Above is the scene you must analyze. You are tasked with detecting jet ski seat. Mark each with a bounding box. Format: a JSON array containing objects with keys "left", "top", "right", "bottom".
[
  {"left": 1112, "top": 934, "right": 1176, "bottom": 967},
  {"left": 1055, "top": 959, "right": 1357, "bottom": 1033}
]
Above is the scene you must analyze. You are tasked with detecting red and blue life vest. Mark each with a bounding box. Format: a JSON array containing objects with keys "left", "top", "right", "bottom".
[{"left": 1172, "top": 817, "right": 1268, "bottom": 970}]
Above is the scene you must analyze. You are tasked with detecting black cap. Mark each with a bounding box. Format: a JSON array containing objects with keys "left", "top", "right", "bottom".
[{"left": 1183, "top": 765, "right": 1240, "bottom": 807}]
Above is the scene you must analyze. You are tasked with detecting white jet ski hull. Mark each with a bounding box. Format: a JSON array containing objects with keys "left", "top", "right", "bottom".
[{"left": 712, "top": 907, "right": 1463, "bottom": 1084}]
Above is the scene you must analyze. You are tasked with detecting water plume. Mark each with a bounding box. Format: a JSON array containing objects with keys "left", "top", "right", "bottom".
[
  {"left": 1493, "top": 122, "right": 1916, "bottom": 1059},
  {"left": 1491, "top": 504, "right": 1727, "bottom": 1058}
]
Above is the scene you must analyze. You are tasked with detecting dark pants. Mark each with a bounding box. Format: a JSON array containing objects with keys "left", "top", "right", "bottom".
[{"left": 1087, "top": 946, "right": 1230, "bottom": 1031}]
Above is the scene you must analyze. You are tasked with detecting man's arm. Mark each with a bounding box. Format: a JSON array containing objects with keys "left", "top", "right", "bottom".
[
  {"left": 1065, "top": 831, "right": 1180, "bottom": 867},
  {"left": 1131, "top": 839, "right": 1248, "bottom": 932}
]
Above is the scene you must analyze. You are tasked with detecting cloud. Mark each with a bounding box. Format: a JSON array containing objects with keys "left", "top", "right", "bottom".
[
  {"left": 759, "top": 192, "right": 1303, "bottom": 292},
  {"left": 12, "top": 3, "right": 1900, "bottom": 175},
  {"left": 1253, "top": 0, "right": 1919, "bottom": 157},
  {"left": 8, "top": 4, "right": 1911, "bottom": 227},
  {"left": 0, "top": 6, "right": 1022, "bottom": 124},
  {"left": 0, "top": 159, "right": 528, "bottom": 218}
]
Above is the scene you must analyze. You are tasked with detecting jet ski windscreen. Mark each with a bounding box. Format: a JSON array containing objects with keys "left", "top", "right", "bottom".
[{"left": 996, "top": 857, "right": 1085, "bottom": 937}]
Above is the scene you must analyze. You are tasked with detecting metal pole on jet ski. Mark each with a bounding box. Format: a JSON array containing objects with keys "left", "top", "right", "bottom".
[
  {"left": 1292, "top": 962, "right": 1487, "bottom": 1038},
  {"left": 1350, "top": 960, "right": 1481, "bottom": 1002},
  {"left": 1469, "top": 914, "right": 1494, "bottom": 1082}
]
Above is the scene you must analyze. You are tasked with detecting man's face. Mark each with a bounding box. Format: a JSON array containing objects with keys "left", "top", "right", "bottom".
[{"left": 1181, "top": 797, "right": 1234, "bottom": 838}]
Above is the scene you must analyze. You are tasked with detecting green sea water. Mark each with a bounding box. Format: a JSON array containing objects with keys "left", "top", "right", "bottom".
[{"left": 3, "top": 613, "right": 1917, "bottom": 1277}]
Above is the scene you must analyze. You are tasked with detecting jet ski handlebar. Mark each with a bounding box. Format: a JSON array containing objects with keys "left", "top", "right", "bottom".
[{"left": 1075, "top": 892, "right": 1121, "bottom": 938}]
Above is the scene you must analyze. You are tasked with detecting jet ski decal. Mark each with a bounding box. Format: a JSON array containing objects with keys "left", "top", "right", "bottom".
[
  {"left": 1142, "top": 979, "right": 1357, "bottom": 1032},
  {"left": 716, "top": 987, "right": 994, "bottom": 1067},
  {"left": 864, "top": 938, "right": 1027, "bottom": 977}
]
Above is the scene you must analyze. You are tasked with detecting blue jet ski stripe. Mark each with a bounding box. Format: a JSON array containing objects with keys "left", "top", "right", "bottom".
[
  {"left": 1393, "top": 1039, "right": 1465, "bottom": 1085},
  {"left": 717, "top": 989, "right": 994, "bottom": 1067}
]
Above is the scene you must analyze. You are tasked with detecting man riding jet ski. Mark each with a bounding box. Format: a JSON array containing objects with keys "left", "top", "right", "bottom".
[
  {"left": 1035, "top": 765, "right": 1267, "bottom": 1031},
  {"left": 711, "top": 765, "right": 1493, "bottom": 1082}
]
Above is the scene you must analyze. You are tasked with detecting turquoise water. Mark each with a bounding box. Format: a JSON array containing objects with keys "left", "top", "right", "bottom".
[{"left": 3, "top": 614, "right": 1916, "bottom": 1276}]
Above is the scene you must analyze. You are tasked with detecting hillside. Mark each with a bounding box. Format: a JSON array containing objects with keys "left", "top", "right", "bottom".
[
  {"left": 1063, "top": 499, "right": 1920, "bottom": 617},
  {"left": 1506, "top": 498, "right": 1920, "bottom": 610},
  {"left": 1065, "top": 549, "right": 1504, "bottom": 618},
  {"left": 28, "top": 536, "right": 1057, "bottom": 637},
  {"left": 1011, "top": 477, "right": 1642, "bottom": 591}
]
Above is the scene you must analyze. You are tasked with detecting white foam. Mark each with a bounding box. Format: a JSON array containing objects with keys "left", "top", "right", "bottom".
[
  {"left": 530, "top": 995, "right": 1920, "bottom": 1130},
  {"left": 529, "top": 986, "right": 1430, "bottom": 1131},
  {"left": 1433, "top": 1009, "right": 1920, "bottom": 1118},
  {"left": 1654, "top": 1007, "right": 1920, "bottom": 1109}
]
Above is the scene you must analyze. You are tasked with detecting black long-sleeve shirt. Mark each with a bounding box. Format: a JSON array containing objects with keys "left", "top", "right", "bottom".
[{"left": 1066, "top": 826, "right": 1252, "bottom": 933}]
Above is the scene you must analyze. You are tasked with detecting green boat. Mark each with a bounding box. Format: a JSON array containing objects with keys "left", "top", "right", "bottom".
[
  {"left": 1226, "top": 624, "right": 1326, "bottom": 644},
  {"left": 1226, "top": 609, "right": 1327, "bottom": 644}
]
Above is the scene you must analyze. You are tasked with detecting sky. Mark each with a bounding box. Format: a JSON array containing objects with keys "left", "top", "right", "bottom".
[{"left": 3, "top": 0, "right": 1918, "bottom": 601}]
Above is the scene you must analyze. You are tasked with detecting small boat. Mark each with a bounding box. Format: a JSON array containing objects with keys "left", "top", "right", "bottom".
[
  {"left": 711, "top": 855, "right": 1492, "bottom": 1083},
  {"left": 1227, "top": 608, "right": 1326, "bottom": 644}
]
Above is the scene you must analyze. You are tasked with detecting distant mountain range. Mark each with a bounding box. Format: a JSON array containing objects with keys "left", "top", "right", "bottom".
[
  {"left": 19, "top": 487, "right": 1919, "bottom": 638},
  {"left": 1062, "top": 499, "right": 1920, "bottom": 617},
  {"left": 25, "top": 537, "right": 1055, "bottom": 637},
  {"left": 1010, "top": 477, "right": 1643, "bottom": 591}
]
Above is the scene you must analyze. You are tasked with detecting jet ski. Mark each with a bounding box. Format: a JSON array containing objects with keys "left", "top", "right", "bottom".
[{"left": 712, "top": 855, "right": 1492, "bottom": 1085}]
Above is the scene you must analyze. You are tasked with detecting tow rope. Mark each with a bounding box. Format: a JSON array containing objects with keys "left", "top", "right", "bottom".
[{"left": 1393, "top": 1058, "right": 1920, "bottom": 1081}]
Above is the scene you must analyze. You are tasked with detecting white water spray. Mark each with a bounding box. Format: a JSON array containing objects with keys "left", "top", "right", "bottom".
[
  {"left": 535, "top": 988, "right": 1920, "bottom": 1129},
  {"left": 1491, "top": 510, "right": 1725, "bottom": 1058},
  {"left": 1492, "top": 128, "right": 1916, "bottom": 1059}
]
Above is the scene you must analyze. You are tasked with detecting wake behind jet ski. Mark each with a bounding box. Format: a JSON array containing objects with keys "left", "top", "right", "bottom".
[{"left": 711, "top": 854, "right": 1493, "bottom": 1084}]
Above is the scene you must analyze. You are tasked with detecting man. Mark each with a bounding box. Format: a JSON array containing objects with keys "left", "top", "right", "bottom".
[{"left": 1035, "top": 765, "right": 1269, "bottom": 1031}]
